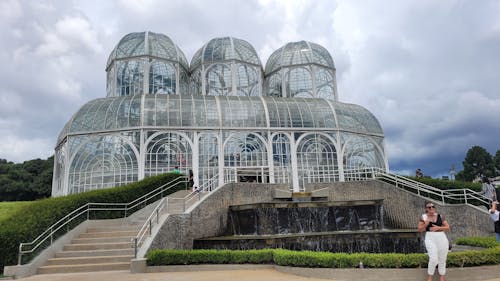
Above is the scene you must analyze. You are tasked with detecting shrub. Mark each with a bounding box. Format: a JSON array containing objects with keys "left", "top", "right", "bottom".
[
  {"left": 0, "top": 173, "right": 185, "bottom": 273},
  {"left": 146, "top": 246, "right": 500, "bottom": 269}
]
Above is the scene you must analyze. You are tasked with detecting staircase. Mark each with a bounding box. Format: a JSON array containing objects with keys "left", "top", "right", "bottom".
[
  {"left": 37, "top": 219, "right": 139, "bottom": 274},
  {"left": 35, "top": 189, "right": 201, "bottom": 274}
]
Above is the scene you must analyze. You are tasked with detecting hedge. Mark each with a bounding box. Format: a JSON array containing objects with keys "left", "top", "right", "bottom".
[
  {"left": 146, "top": 240, "right": 500, "bottom": 269},
  {"left": 0, "top": 173, "right": 186, "bottom": 272}
]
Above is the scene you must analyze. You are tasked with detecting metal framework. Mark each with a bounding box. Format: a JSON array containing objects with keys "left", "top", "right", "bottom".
[{"left": 53, "top": 32, "right": 388, "bottom": 196}]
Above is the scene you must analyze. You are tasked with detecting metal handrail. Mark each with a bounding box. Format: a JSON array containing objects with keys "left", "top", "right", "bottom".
[
  {"left": 359, "top": 167, "right": 490, "bottom": 207},
  {"left": 131, "top": 174, "right": 221, "bottom": 258},
  {"left": 132, "top": 197, "right": 166, "bottom": 258},
  {"left": 18, "top": 176, "right": 188, "bottom": 265}
]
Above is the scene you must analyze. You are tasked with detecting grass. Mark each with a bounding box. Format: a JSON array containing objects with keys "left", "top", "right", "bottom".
[{"left": 0, "top": 201, "right": 34, "bottom": 222}]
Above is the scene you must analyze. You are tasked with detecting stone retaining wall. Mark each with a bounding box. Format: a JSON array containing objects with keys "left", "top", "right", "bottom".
[{"left": 149, "top": 180, "right": 493, "bottom": 251}]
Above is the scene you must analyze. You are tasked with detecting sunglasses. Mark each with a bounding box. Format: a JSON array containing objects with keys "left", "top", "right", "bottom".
[{"left": 426, "top": 205, "right": 435, "bottom": 209}]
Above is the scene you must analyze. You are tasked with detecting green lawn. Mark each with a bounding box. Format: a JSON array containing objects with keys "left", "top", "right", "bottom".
[{"left": 0, "top": 201, "right": 33, "bottom": 222}]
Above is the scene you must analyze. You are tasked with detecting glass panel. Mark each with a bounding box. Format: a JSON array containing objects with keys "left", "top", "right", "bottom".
[
  {"left": 297, "top": 133, "right": 338, "bottom": 187},
  {"left": 206, "top": 64, "right": 232, "bottom": 96},
  {"left": 68, "top": 135, "right": 138, "bottom": 194},
  {"left": 224, "top": 132, "right": 267, "bottom": 167},
  {"left": 145, "top": 132, "right": 192, "bottom": 176},
  {"left": 149, "top": 61, "right": 176, "bottom": 94},
  {"left": 115, "top": 59, "right": 145, "bottom": 96}
]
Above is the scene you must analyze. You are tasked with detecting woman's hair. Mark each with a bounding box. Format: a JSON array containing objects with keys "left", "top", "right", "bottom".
[{"left": 424, "top": 201, "right": 434, "bottom": 208}]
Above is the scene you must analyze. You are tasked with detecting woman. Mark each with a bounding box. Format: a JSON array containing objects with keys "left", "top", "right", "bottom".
[{"left": 417, "top": 202, "right": 450, "bottom": 281}]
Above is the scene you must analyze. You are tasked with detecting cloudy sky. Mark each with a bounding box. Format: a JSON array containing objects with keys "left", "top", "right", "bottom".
[{"left": 0, "top": 0, "right": 499, "bottom": 177}]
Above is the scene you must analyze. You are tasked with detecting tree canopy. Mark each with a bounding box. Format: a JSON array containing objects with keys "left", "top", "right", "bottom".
[
  {"left": 456, "top": 146, "right": 498, "bottom": 182},
  {"left": 0, "top": 156, "right": 53, "bottom": 201}
]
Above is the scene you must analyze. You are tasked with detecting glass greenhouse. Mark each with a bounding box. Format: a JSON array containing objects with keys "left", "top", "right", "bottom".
[{"left": 52, "top": 31, "right": 387, "bottom": 196}]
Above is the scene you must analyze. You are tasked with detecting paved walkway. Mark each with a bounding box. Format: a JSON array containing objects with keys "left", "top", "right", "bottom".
[{"left": 13, "top": 265, "right": 500, "bottom": 281}]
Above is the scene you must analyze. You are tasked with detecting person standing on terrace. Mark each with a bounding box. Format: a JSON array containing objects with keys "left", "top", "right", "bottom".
[{"left": 418, "top": 202, "right": 451, "bottom": 281}]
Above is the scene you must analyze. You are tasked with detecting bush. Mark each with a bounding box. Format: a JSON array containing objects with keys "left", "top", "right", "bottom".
[
  {"left": 146, "top": 246, "right": 500, "bottom": 269},
  {"left": 408, "top": 177, "right": 481, "bottom": 192},
  {"left": 0, "top": 173, "right": 185, "bottom": 272},
  {"left": 455, "top": 236, "right": 500, "bottom": 248}
]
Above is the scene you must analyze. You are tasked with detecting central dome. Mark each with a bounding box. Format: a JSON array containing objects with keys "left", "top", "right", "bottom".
[
  {"left": 190, "top": 37, "right": 261, "bottom": 71},
  {"left": 189, "top": 37, "right": 263, "bottom": 97}
]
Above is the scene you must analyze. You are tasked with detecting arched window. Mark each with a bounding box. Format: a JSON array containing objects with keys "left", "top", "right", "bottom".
[
  {"left": 272, "top": 133, "right": 291, "bottom": 184},
  {"left": 145, "top": 132, "right": 192, "bottom": 176},
  {"left": 297, "top": 133, "right": 338, "bottom": 187},
  {"left": 199, "top": 133, "right": 219, "bottom": 189},
  {"left": 224, "top": 132, "right": 267, "bottom": 167},
  {"left": 69, "top": 135, "right": 138, "bottom": 194}
]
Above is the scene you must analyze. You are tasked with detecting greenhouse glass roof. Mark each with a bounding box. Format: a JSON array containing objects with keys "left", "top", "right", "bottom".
[
  {"left": 190, "top": 37, "right": 262, "bottom": 71},
  {"left": 106, "top": 31, "right": 189, "bottom": 70},
  {"left": 265, "top": 41, "right": 335, "bottom": 74},
  {"left": 57, "top": 95, "right": 383, "bottom": 145}
]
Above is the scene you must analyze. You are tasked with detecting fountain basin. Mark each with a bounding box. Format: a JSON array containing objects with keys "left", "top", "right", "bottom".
[{"left": 194, "top": 229, "right": 424, "bottom": 254}]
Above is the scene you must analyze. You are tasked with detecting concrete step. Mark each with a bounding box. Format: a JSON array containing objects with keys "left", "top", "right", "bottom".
[
  {"left": 79, "top": 230, "right": 137, "bottom": 238},
  {"left": 38, "top": 262, "right": 130, "bottom": 274},
  {"left": 55, "top": 248, "right": 134, "bottom": 258},
  {"left": 63, "top": 242, "right": 132, "bottom": 251},
  {"left": 45, "top": 255, "right": 133, "bottom": 266},
  {"left": 86, "top": 226, "right": 140, "bottom": 233},
  {"left": 72, "top": 236, "right": 133, "bottom": 244}
]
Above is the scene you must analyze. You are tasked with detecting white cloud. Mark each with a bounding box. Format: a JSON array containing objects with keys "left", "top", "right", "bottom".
[
  {"left": 36, "top": 15, "right": 103, "bottom": 56},
  {"left": 0, "top": 0, "right": 499, "bottom": 178}
]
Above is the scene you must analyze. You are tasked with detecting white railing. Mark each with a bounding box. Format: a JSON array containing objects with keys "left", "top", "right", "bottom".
[
  {"left": 18, "top": 176, "right": 189, "bottom": 265},
  {"left": 132, "top": 197, "right": 166, "bottom": 258},
  {"left": 343, "top": 167, "right": 490, "bottom": 208}
]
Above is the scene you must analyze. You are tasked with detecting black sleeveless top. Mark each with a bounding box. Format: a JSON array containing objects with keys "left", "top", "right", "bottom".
[{"left": 426, "top": 214, "right": 443, "bottom": 232}]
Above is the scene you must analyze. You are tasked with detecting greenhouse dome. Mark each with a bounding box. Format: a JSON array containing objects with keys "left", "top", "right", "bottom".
[
  {"left": 189, "top": 37, "right": 263, "bottom": 96},
  {"left": 265, "top": 41, "right": 338, "bottom": 100},
  {"left": 52, "top": 32, "right": 387, "bottom": 197},
  {"left": 105, "top": 31, "right": 189, "bottom": 97}
]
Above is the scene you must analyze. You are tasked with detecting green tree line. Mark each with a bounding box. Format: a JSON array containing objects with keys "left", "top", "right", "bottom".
[{"left": 0, "top": 156, "right": 53, "bottom": 201}]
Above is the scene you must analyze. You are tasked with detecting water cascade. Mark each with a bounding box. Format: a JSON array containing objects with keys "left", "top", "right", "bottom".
[{"left": 193, "top": 199, "right": 424, "bottom": 253}]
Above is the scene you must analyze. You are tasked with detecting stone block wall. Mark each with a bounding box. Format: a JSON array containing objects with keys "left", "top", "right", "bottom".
[
  {"left": 308, "top": 180, "right": 493, "bottom": 241},
  {"left": 149, "top": 180, "right": 493, "bottom": 251},
  {"left": 149, "top": 183, "right": 286, "bottom": 250}
]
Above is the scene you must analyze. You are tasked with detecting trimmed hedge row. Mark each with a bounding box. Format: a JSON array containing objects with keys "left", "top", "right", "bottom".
[
  {"left": 147, "top": 243, "right": 500, "bottom": 269},
  {"left": 0, "top": 173, "right": 185, "bottom": 272},
  {"left": 407, "top": 177, "right": 482, "bottom": 192},
  {"left": 455, "top": 236, "right": 499, "bottom": 248}
]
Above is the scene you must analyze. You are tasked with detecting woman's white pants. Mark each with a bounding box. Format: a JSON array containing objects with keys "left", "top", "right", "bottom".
[{"left": 425, "top": 231, "right": 449, "bottom": 275}]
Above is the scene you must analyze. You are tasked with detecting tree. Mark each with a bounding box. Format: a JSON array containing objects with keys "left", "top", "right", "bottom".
[
  {"left": 456, "top": 146, "right": 495, "bottom": 182},
  {"left": 0, "top": 156, "right": 53, "bottom": 201}
]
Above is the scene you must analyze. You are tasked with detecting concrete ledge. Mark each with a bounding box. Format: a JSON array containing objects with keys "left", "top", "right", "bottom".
[
  {"left": 144, "top": 264, "right": 500, "bottom": 281},
  {"left": 146, "top": 264, "right": 274, "bottom": 273},
  {"left": 130, "top": 258, "right": 147, "bottom": 273},
  {"left": 274, "top": 264, "right": 500, "bottom": 281}
]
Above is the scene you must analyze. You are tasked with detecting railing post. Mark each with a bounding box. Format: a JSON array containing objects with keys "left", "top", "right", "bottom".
[
  {"left": 464, "top": 189, "right": 468, "bottom": 205},
  {"left": 149, "top": 220, "right": 152, "bottom": 236},
  {"left": 441, "top": 191, "right": 445, "bottom": 204},
  {"left": 156, "top": 208, "right": 159, "bottom": 224},
  {"left": 87, "top": 204, "right": 90, "bottom": 220},
  {"left": 50, "top": 226, "right": 53, "bottom": 245},
  {"left": 18, "top": 244, "right": 22, "bottom": 265},
  {"left": 134, "top": 238, "right": 138, "bottom": 258}
]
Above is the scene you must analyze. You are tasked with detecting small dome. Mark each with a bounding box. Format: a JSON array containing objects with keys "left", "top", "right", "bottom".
[
  {"left": 265, "top": 41, "right": 335, "bottom": 74},
  {"left": 106, "top": 31, "right": 188, "bottom": 70},
  {"left": 190, "top": 37, "right": 261, "bottom": 71}
]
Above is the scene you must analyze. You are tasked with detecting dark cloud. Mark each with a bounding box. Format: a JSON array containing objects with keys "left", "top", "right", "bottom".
[{"left": 0, "top": 0, "right": 499, "bottom": 180}]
